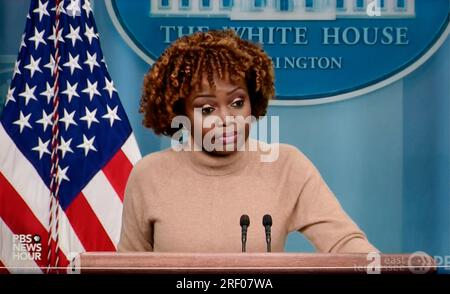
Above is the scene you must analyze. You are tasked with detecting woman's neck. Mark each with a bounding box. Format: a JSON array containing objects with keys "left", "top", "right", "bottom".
[{"left": 180, "top": 137, "right": 254, "bottom": 176}]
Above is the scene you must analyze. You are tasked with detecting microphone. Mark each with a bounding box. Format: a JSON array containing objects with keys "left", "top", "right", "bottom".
[
  {"left": 262, "top": 214, "right": 272, "bottom": 253},
  {"left": 240, "top": 214, "right": 250, "bottom": 252}
]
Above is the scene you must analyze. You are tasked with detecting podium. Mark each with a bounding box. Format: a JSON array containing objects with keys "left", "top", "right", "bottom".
[{"left": 69, "top": 252, "right": 436, "bottom": 274}]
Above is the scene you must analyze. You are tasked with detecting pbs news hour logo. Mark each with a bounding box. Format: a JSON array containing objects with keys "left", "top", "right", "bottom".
[{"left": 13, "top": 234, "right": 42, "bottom": 261}]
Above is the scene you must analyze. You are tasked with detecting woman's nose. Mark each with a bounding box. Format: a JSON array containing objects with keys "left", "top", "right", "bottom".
[{"left": 217, "top": 108, "right": 233, "bottom": 125}]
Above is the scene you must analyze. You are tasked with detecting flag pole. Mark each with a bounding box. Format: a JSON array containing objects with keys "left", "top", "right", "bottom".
[{"left": 47, "top": 0, "right": 62, "bottom": 274}]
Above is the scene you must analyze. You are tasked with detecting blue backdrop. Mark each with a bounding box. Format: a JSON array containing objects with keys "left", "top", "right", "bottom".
[{"left": 1, "top": 0, "right": 449, "bottom": 258}]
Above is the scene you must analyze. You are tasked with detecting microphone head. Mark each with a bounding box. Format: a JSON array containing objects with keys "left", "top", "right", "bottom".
[
  {"left": 262, "top": 214, "right": 272, "bottom": 227},
  {"left": 240, "top": 214, "right": 250, "bottom": 227}
]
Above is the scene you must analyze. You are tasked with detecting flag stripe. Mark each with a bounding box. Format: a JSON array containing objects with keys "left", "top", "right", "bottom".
[
  {"left": 0, "top": 124, "right": 85, "bottom": 260},
  {"left": 0, "top": 258, "right": 10, "bottom": 274},
  {"left": 102, "top": 149, "right": 133, "bottom": 201},
  {"left": 0, "top": 218, "right": 41, "bottom": 274},
  {"left": 82, "top": 170, "right": 124, "bottom": 246},
  {"left": 65, "top": 193, "right": 116, "bottom": 251},
  {"left": 0, "top": 174, "right": 68, "bottom": 270},
  {"left": 0, "top": 123, "right": 52, "bottom": 231},
  {"left": 122, "top": 134, "right": 142, "bottom": 165},
  {"left": 58, "top": 206, "right": 86, "bottom": 258}
]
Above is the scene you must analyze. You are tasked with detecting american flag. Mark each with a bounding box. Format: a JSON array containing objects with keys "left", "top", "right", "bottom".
[{"left": 0, "top": 0, "right": 141, "bottom": 273}]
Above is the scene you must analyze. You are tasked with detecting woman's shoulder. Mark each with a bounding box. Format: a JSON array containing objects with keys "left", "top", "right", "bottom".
[
  {"left": 252, "top": 139, "right": 310, "bottom": 166},
  {"left": 131, "top": 147, "right": 179, "bottom": 176},
  {"left": 250, "top": 140, "right": 319, "bottom": 185}
]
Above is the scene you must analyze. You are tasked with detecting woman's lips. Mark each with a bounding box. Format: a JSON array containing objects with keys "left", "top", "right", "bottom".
[{"left": 217, "top": 132, "right": 238, "bottom": 144}]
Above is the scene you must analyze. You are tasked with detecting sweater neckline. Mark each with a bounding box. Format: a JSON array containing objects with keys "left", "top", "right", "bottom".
[{"left": 180, "top": 138, "right": 255, "bottom": 176}]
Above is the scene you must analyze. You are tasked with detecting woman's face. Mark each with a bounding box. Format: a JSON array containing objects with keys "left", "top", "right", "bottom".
[{"left": 184, "top": 73, "right": 252, "bottom": 156}]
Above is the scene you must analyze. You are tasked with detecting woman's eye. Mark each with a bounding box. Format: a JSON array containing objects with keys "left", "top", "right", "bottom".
[
  {"left": 201, "top": 106, "right": 215, "bottom": 115},
  {"left": 231, "top": 99, "right": 244, "bottom": 108}
]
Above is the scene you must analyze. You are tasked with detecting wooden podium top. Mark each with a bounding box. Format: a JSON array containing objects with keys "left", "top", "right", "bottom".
[{"left": 70, "top": 252, "right": 436, "bottom": 274}]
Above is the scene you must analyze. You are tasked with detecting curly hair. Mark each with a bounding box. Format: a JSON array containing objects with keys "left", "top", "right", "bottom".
[{"left": 140, "top": 29, "right": 275, "bottom": 136}]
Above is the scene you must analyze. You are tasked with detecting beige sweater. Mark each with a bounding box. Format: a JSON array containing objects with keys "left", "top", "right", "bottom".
[{"left": 118, "top": 139, "right": 378, "bottom": 253}]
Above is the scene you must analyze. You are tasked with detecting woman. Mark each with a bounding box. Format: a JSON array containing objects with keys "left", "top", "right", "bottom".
[{"left": 118, "top": 30, "right": 378, "bottom": 253}]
